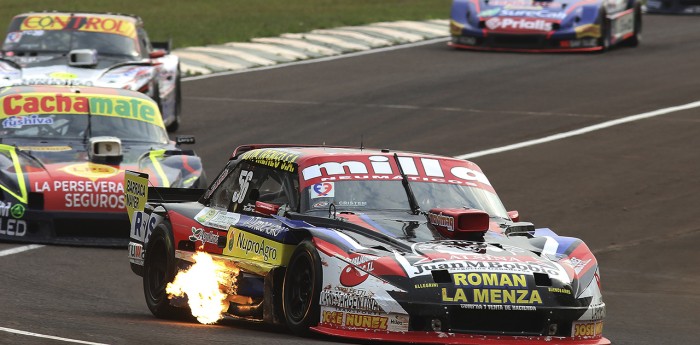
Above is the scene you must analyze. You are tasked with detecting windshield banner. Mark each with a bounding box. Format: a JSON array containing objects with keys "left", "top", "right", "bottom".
[
  {"left": 0, "top": 92, "right": 164, "bottom": 128},
  {"left": 18, "top": 15, "right": 137, "bottom": 38}
]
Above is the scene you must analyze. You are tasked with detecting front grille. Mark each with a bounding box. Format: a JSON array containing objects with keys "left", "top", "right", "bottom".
[
  {"left": 449, "top": 307, "right": 551, "bottom": 335},
  {"left": 54, "top": 218, "right": 130, "bottom": 239},
  {"left": 489, "top": 34, "right": 545, "bottom": 49}
]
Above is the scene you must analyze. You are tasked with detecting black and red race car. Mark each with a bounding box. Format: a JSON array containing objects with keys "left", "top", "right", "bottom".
[{"left": 127, "top": 144, "right": 608, "bottom": 344}]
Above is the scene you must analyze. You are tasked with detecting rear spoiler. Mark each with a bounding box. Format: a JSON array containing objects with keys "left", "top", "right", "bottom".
[
  {"left": 147, "top": 187, "right": 204, "bottom": 203},
  {"left": 151, "top": 39, "right": 172, "bottom": 53}
]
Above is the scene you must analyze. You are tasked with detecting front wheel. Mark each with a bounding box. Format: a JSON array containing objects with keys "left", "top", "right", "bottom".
[
  {"left": 597, "top": 9, "right": 611, "bottom": 51},
  {"left": 623, "top": 3, "right": 642, "bottom": 47},
  {"left": 282, "top": 240, "right": 322, "bottom": 336},
  {"left": 143, "top": 224, "right": 188, "bottom": 319}
]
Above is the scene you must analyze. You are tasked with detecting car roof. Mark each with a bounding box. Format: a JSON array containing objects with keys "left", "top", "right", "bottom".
[
  {"left": 12, "top": 11, "right": 142, "bottom": 26},
  {"left": 234, "top": 144, "right": 471, "bottom": 166}
]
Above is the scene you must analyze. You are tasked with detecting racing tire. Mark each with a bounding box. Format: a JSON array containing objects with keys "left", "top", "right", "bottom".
[
  {"left": 166, "top": 66, "right": 182, "bottom": 132},
  {"left": 282, "top": 240, "right": 322, "bottom": 336},
  {"left": 597, "top": 9, "right": 611, "bottom": 52},
  {"left": 622, "top": 3, "right": 642, "bottom": 47},
  {"left": 143, "top": 224, "right": 189, "bottom": 319}
]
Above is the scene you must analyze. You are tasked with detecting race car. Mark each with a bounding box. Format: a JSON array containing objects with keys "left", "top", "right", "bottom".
[
  {"left": 0, "top": 85, "right": 205, "bottom": 246},
  {"left": 449, "top": 0, "right": 642, "bottom": 52},
  {"left": 0, "top": 12, "right": 183, "bottom": 131},
  {"left": 645, "top": 0, "right": 700, "bottom": 14},
  {"left": 126, "top": 144, "right": 608, "bottom": 344}
]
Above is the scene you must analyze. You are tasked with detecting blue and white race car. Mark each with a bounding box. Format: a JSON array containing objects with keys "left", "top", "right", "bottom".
[
  {"left": 0, "top": 12, "right": 183, "bottom": 131},
  {"left": 449, "top": 0, "right": 642, "bottom": 52}
]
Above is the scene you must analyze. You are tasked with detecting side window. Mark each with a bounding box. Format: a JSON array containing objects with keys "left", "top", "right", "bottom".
[
  {"left": 230, "top": 162, "right": 298, "bottom": 214},
  {"left": 206, "top": 163, "right": 239, "bottom": 210},
  {"left": 136, "top": 28, "right": 151, "bottom": 58}
]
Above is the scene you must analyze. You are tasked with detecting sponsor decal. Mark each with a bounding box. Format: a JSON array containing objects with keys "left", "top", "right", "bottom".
[
  {"left": 320, "top": 288, "right": 383, "bottom": 313},
  {"left": 312, "top": 201, "right": 330, "bottom": 208},
  {"left": 548, "top": 287, "right": 572, "bottom": 294},
  {"left": 34, "top": 179, "right": 126, "bottom": 209},
  {"left": 497, "top": 9, "right": 566, "bottom": 20},
  {"left": 241, "top": 148, "right": 299, "bottom": 173},
  {"left": 311, "top": 182, "right": 334, "bottom": 198},
  {"left": 129, "top": 211, "right": 159, "bottom": 243},
  {"left": 195, "top": 208, "right": 241, "bottom": 230},
  {"left": 336, "top": 200, "right": 367, "bottom": 207},
  {"left": 10, "top": 203, "right": 25, "bottom": 219},
  {"left": 0, "top": 203, "right": 27, "bottom": 236},
  {"left": 11, "top": 78, "right": 94, "bottom": 87},
  {"left": 5, "top": 32, "right": 22, "bottom": 43},
  {"left": 0, "top": 93, "right": 161, "bottom": 127},
  {"left": 48, "top": 72, "right": 77, "bottom": 79},
  {"left": 339, "top": 255, "right": 376, "bottom": 287},
  {"left": 189, "top": 227, "right": 220, "bottom": 245},
  {"left": 19, "top": 15, "right": 136, "bottom": 38},
  {"left": 611, "top": 11, "right": 634, "bottom": 43},
  {"left": 428, "top": 212, "right": 454, "bottom": 231},
  {"left": 240, "top": 216, "right": 287, "bottom": 237},
  {"left": 414, "top": 283, "right": 438, "bottom": 289},
  {"left": 320, "top": 308, "right": 409, "bottom": 332},
  {"left": 223, "top": 227, "right": 294, "bottom": 265},
  {"left": 0, "top": 217, "right": 27, "bottom": 236},
  {"left": 567, "top": 257, "right": 592, "bottom": 274},
  {"left": 128, "top": 242, "right": 144, "bottom": 265},
  {"left": 301, "top": 155, "right": 492, "bottom": 189},
  {"left": 2, "top": 115, "right": 54, "bottom": 129},
  {"left": 18, "top": 146, "right": 72, "bottom": 152},
  {"left": 61, "top": 163, "right": 120, "bottom": 181},
  {"left": 412, "top": 258, "right": 562, "bottom": 276},
  {"left": 485, "top": 17, "right": 553, "bottom": 32},
  {"left": 479, "top": 8, "right": 501, "bottom": 17},
  {"left": 441, "top": 272, "right": 542, "bottom": 305},
  {"left": 572, "top": 320, "right": 604, "bottom": 338},
  {"left": 203, "top": 168, "right": 231, "bottom": 199}
]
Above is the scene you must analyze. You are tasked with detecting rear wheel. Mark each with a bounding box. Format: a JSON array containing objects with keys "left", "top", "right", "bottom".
[
  {"left": 282, "top": 240, "right": 322, "bottom": 336},
  {"left": 143, "top": 224, "right": 188, "bottom": 319}
]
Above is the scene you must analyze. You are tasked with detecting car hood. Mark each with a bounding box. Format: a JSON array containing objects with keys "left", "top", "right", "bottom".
[{"left": 0, "top": 139, "right": 195, "bottom": 213}]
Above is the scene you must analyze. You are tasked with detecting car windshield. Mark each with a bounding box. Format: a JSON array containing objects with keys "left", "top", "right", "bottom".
[
  {"left": 300, "top": 180, "right": 509, "bottom": 219},
  {"left": 0, "top": 113, "right": 168, "bottom": 143},
  {"left": 3, "top": 30, "right": 138, "bottom": 57}
]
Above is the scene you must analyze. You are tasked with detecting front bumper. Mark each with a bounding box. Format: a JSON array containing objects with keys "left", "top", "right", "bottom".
[
  {"left": 0, "top": 208, "right": 130, "bottom": 246},
  {"left": 312, "top": 325, "right": 610, "bottom": 344},
  {"left": 449, "top": 34, "right": 601, "bottom": 53}
]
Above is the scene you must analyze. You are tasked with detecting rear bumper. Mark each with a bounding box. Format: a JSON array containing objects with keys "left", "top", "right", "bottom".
[{"left": 0, "top": 209, "right": 129, "bottom": 246}]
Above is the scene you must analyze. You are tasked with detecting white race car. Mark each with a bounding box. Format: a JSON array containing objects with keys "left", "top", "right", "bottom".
[{"left": 0, "top": 11, "right": 182, "bottom": 131}]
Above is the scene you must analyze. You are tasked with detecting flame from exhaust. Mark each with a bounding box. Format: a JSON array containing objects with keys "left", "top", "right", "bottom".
[{"left": 166, "top": 251, "right": 238, "bottom": 324}]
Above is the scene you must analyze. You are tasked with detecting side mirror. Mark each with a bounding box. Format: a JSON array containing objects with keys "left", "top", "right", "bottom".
[
  {"left": 149, "top": 49, "right": 166, "bottom": 59},
  {"left": 507, "top": 210, "right": 520, "bottom": 222},
  {"left": 176, "top": 135, "right": 195, "bottom": 147},
  {"left": 427, "top": 208, "right": 489, "bottom": 240}
]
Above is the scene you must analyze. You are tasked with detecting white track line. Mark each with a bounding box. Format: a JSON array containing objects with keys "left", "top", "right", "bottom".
[
  {"left": 0, "top": 244, "right": 44, "bottom": 257},
  {"left": 0, "top": 327, "right": 108, "bottom": 345},
  {"left": 456, "top": 100, "right": 700, "bottom": 159}
]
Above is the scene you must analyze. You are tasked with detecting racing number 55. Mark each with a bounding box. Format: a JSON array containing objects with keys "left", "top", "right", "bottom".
[{"left": 232, "top": 170, "right": 253, "bottom": 203}]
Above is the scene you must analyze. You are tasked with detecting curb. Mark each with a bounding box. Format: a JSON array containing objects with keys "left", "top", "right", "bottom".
[{"left": 174, "top": 19, "right": 449, "bottom": 76}]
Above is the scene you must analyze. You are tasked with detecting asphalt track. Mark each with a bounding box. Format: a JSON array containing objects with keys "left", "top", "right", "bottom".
[{"left": 1, "top": 14, "right": 699, "bottom": 345}]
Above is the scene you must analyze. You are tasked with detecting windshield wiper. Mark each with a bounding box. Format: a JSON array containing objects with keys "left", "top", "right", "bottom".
[{"left": 394, "top": 153, "right": 421, "bottom": 215}]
